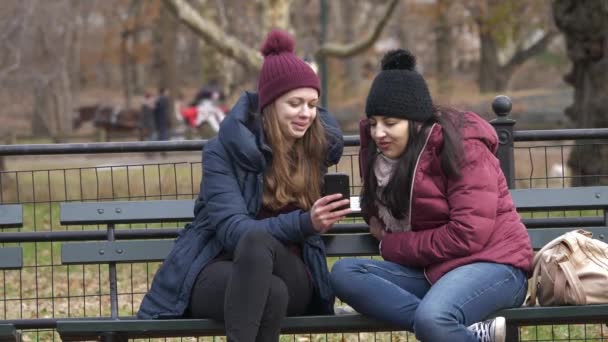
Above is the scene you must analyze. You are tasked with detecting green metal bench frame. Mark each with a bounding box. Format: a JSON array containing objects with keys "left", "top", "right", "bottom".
[
  {"left": 0, "top": 205, "right": 24, "bottom": 269},
  {"left": 0, "top": 325, "right": 21, "bottom": 342},
  {"left": 56, "top": 187, "right": 608, "bottom": 342},
  {"left": 0, "top": 205, "right": 23, "bottom": 342}
]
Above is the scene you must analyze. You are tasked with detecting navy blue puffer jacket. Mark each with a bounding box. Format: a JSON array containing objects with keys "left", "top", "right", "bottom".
[{"left": 137, "top": 92, "right": 344, "bottom": 319}]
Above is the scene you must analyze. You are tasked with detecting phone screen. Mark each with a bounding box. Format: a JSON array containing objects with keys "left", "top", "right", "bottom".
[{"left": 323, "top": 173, "right": 350, "bottom": 211}]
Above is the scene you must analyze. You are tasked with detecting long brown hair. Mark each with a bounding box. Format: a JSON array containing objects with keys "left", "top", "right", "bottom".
[
  {"left": 262, "top": 104, "right": 327, "bottom": 210},
  {"left": 361, "top": 106, "right": 464, "bottom": 219}
]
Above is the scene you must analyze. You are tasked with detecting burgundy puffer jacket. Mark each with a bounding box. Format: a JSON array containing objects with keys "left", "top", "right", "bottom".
[{"left": 359, "top": 112, "right": 533, "bottom": 284}]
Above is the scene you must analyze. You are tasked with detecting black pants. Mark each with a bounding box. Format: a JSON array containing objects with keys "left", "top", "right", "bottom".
[{"left": 189, "top": 229, "right": 313, "bottom": 342}]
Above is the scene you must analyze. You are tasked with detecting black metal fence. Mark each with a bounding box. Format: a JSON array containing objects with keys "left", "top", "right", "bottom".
[{"left": 1, "top": 96, "right": 608, "bottom": 341}]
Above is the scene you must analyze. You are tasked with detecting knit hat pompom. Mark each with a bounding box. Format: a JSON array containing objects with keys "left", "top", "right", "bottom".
[
  {"left": 381, "top": 49, "right": 416, "bottom": 71},
  {"left": 260, "top": 29, "right": 295, "bottom": 57}
]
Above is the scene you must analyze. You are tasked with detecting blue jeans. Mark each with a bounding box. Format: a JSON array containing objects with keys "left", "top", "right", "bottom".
[{"left": 330, "top": 259, "right": 527, "bottom": 342}]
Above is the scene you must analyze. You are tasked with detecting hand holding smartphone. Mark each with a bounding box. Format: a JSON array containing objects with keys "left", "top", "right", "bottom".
[
  {"left": 311, "top": 173, "right": 351, "bottom": 233},
  {"left": 322, "top": 173, "right": 350, "bottom": 211}
]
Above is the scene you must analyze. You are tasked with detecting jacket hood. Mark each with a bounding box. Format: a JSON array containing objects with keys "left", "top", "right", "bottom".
[
  {"left": 427, "top": 111, "right": 498, "bottom": 154},
  {"left": 218, "top": 91, "right": 344, "bottom": 172}
]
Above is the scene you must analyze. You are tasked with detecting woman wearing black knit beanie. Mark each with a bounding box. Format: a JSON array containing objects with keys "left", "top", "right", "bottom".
[
  {"left": 138, "top": 29, "right": 348, "bottom": 341},
  {"left": 330, "top": 49, "right": 533, "bottom": 342}
]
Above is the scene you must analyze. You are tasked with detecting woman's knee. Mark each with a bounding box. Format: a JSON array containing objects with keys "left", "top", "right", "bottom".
[
  {"left": 264, "top": 277, "right": 289, "bottom": 318},
  {"left": 329, "top": 258, "right": 366, "bottom": 296},
  {"left": 413, "top": 303, "right": 456, "bottom": 340},
  {"left": 330, "top": 258, "right": 360, "bottom": 281}
]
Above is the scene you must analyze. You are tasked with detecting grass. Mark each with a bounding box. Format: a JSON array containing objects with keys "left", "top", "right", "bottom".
[{"left": 3, "top": 148, "right": 608, "bottom": 341}]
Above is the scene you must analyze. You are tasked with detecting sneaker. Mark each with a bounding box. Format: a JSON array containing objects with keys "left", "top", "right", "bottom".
[
  {"left": 467, "top": 316, "right": 506, "bottom": 342},
  {"left": 334, "top": 304, "right": 357, "bottom": 315}
]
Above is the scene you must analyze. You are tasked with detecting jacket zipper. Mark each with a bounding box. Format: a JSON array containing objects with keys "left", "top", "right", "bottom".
[
  {"left": 413, "top": 124, "right": 437, "bottom": 285},
  {"left": 407, "top": 123, "right": 437, "bottom": 228}
]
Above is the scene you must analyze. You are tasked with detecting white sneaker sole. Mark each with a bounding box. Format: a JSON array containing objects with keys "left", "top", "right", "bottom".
[{"left": 493, "top": 316, "right": 506, "bottom": 342}]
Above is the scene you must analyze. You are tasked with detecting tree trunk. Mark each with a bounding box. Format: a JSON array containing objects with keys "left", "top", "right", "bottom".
[
  {"left": 197, "top": 1, "right": 227, "bottom": 90},
  {"left": 435, "top": 0, "right": 453, "bottom": 98},
  {"left": 340, "top": 0, "right": 362, "bottom": 94},
  {"left": 261, "top": 0, "right": 292, "bottom": 33},
  {"left": 158, "top": 7, "right": 179, "bottom": 129},
  {"left": 31, "top": 81, "right": 53, "bottom": 137},
  {"left": 131, "top": 0, "right": 145, "bottom": 94},
  {"left": 478, "top": 31, "right": 507, "bottom": 93},
  {"left": 57, "top": 67, "right": 74, "bottom": 138},
  {"left": 553, "top": 0, "right": 608, "bottom": 186},
  {"left": 121, "top": 34, "right": 133, "bottom": 108}
]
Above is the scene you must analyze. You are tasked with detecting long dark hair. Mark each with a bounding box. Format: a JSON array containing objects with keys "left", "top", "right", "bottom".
[{"left": 360, "top": 106, "right": 465, "bottom": 219}]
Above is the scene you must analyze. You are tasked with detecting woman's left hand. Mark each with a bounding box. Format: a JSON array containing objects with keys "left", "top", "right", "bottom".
[{"left": 369, "top": 216, "right": 386, "bottom": 241}]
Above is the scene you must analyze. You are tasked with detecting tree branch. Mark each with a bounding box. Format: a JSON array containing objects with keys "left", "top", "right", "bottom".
[
  {"left": 504, "top": 29, "right": 559, "bottom": 71},
  {"left": 162, "top": 0, "right": 262, "bottom": 70},
  {"left": 0, "top": 0, "right": 35, "bottom": 82},
  {"left": 164, "top": 0, "right": 398, "bottom": 69},
  {"left": 315, "top": 0, "right": 399, "bottom": 59}
]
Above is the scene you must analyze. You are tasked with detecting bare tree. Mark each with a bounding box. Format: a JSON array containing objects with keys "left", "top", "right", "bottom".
[
  {"left": 337, "top": 1, "right": 370, "bottom": 94},
  {"left": 161, "top": 0, "right": 399, "bottom": 72},
  {"left": 34, "top": 1, "right": 80, "bottom": 139},
  {"left": 153, "top": 3, "right": 179, "bottom": 128},
  {"left": 119, "top": 0, "right": 148, "bottom": 107},
  {"left": 468, "top": 0, "right": 558, "bottom": 93},
  {"left": 0, "top": 2, "right": 32, "bottom": 81},
  {"left": 0, "top": 0, "right": 80, "bottom": 140},
  {"left": 553, "top": 0, "right": 608, "bottom": 185}
]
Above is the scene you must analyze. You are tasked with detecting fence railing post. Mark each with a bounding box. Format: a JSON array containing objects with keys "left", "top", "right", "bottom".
[{"left": 489, "top": 95, "right": 516, "bottom": 188}]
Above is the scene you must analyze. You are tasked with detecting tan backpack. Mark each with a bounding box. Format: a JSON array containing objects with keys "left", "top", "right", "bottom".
[{"left": 526, "top": 229, "right": 608, "bottom": 306}]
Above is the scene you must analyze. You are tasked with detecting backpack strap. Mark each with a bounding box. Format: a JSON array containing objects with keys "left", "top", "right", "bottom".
[{"left": 556, "top": 256, "right": 587, "bottom": 305}]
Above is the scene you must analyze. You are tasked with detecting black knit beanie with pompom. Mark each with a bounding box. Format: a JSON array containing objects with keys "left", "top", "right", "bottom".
[{"left": 365, "top": 49, "right": 433, "bottom": 121}]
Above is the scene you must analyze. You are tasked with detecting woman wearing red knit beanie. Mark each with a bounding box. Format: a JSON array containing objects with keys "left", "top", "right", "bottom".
[{"left": 138, "top": 29, "right": 347, "bottom": 341}]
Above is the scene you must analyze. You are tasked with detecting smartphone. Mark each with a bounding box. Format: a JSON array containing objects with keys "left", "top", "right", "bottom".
[{"left": 323, "top": 173, "right": 350, "bottom": 211}]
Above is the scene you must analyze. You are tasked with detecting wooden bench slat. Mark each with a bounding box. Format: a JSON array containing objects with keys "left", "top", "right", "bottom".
[
  {"left": 61, "top": 241, "right": 173, "bottom": 264},
  {"left": 0, "top": 247, "right": 23, "bottom": 269},
  {"left": 0, "top": 205, "right": 23, "bottom": 229},
  {"left": 60, "top": 200, "right": 195, "bottom": 225},
  {"left": 0, "top": 324, "right": 20, "bottom": 342},
  {"left": 511, "top": 186, "right": 608, "bottom": 210}
]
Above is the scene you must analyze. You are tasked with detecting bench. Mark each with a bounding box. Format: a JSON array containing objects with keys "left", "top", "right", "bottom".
[
  {"left": 0, "top": 204, "right": 23, "bottom": 342},
  {"left": 55, "top": 187, "right": 608, "bottom": 342}
]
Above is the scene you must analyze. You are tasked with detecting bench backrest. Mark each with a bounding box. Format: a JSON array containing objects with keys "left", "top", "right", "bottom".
[
  {"left": 59, "top": 186, "right": 608, "bottom": 265},
  {"left": 0, "top": 204, "right": 23, "bottom": 228},
  {"left": 0, "top": 204, "right": 23, "bottom": 269}
]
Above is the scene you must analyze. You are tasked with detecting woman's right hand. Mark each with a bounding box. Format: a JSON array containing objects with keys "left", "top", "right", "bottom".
[{"left": 310, "top": 193, "right": 351, "bottom": 234}]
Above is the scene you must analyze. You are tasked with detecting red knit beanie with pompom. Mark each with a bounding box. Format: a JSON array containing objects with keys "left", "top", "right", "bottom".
[{"left": 257, "top": 29, "right": 321, "bottom": 112}]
